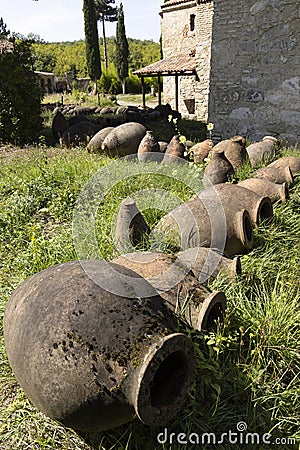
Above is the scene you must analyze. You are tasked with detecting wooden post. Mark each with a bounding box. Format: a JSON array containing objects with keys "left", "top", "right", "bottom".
[
  {"left": 158, "top": 75, "right": 162, "bottom": 105},
  {"left": 141, "top": 76, "right": 146, "bottom": 109},
  {"left": 175, "top": 74, "right": 179, "bottom": 112}
]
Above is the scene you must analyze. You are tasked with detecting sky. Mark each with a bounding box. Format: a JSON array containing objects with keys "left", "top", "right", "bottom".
[{"left": 1, "top": 0, "right": 162, "bottom": 42}]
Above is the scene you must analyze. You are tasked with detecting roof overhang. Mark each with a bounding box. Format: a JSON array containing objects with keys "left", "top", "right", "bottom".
[{"left": 133, "top": 52, "right": 196, "bottom": 77}]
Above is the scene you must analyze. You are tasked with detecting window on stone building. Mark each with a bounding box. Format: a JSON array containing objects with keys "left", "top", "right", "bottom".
[{"left": 190, "top": 14, "right": 196, "bottom": 32}]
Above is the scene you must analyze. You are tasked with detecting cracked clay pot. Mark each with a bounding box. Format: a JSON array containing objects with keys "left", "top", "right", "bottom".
[{"left": 4, "top": 260, "right": 196, "bottom": 432}]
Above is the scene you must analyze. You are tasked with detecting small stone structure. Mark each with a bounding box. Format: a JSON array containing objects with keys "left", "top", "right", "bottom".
[
  {"left": 34, "top": 71, "right": 58, "bottom": 94},
  {"left": 158, "top": 0, "right": 300, "bottom": 143}
]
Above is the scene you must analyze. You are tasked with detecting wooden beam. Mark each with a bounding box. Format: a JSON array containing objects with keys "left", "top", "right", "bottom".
[
  {"left": 141, "top": 76, "right": 146, "bottom": 109},
  {"left": 175, "top": 74, "right": 179, "bottom": 112},
  {"left": 158, "top": 75, "right": 162, "bottom": 105}
]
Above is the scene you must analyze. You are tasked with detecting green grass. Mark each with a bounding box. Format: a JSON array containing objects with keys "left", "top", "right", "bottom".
[{"left": 0, "top": 143, "right": 299, "bottom": 449}]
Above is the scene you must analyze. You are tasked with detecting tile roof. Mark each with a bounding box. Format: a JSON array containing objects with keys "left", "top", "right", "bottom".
[
  {"left": 0, "top": 39, "right": 14, "bottom": 54},
  {"left": 161, "top": 0, "right": 197, "bottom": 9},
  {"left": 133, "top": 52, "right": 196, "bottom": 76}
]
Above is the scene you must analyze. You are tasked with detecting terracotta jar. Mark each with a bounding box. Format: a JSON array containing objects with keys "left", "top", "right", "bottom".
[
  {"left": 113, "top": 251, "right": 226, "bottom": 331},
  {"left": 253, "top": 165, "right": 294, "bottom": 186},
  {"left": 114, "top": 198, "right": 150, "bottom": 252},
  {"left": 177, "top": 247, "right": 241, "bottom": 283},
  {"left": 246, "top": 136, "right": 279, "bottom": 167},
  {"left": 203, "top": 151, "right": 234, "bottom": 186},
  {"left": 138, "top": 130, "right": 161, "bottom": 163},
  {"left": 163, "top": 135, "right": 186, "bottom": 163},
  {"left": 191, "top": 139, "right": 214, "bottom": 163},
  {"left": 211, "top": 184, "right": 273, "bottom": 225},
  {"left": 212, "top": 135, "right": 247, "bottom": 172},
  {"left": 4, "top": 260, "right": 196, "bottom": 432},
  {"left": 152, "top": 186, "right": 254, "bottom": 257},
  {"left": 268, "top": 156, "right": 300, "bottom": 177},
  {"left": 238, "top": 178, "right": 289, "bottom": 203}
]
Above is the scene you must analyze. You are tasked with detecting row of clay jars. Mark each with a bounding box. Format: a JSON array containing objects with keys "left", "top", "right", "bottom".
[
  {"left": 4, "top": 260, "right": 196, "bottom": 432},
  {"left": 138, "top": 132, "right": 186, "bottom": 164},
  {"left": 113, "top": 251, "right": 226, "bottom": 332},
  {"left": 153, "top": 183, "right": 273, "bottom": 257},
  {"left": 114, "top": 199, "right": 241, "bottom": 280},
  {"left": 246, "top": 136, "right": 279, "bottom": 167}
]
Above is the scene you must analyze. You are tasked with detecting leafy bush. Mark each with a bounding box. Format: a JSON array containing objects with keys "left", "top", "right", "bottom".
[{"left": 0, "top": 39, "right": 43, "bottom": 144}]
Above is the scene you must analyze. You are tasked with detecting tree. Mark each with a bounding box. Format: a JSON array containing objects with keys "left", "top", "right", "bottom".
[
  {"left": 0, "top": 40, "right": 43, "bottom": 144},
  {"left": 115, "top": 3, "right": 129, "bottom": 94},
  {"left": 0, "top": 17, "right": 10, "bottom": 38},
  {"left": 83, "top": 0, "right": 101, "bottom": 92},
  {"left": 94, "top": 0, "right": 117, "bottom": 70}
]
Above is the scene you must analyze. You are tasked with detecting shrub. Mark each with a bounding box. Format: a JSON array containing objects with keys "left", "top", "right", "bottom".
[{"left": 0, "top": 39, "right": 43, "bottom": 144}]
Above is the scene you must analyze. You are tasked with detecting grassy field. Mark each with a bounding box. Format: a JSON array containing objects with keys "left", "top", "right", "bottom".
[{"left": 0, "top": 137, "right": 299, "bottom": 449}]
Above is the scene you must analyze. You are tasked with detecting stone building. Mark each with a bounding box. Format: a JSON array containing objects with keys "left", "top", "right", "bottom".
[{"left": 135, "top": 0, "right": 300, "bottom": 143}]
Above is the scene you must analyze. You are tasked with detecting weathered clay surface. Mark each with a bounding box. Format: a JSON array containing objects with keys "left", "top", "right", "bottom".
[
  {"left": 177, "top": 247, "right": 241, "bottom": 283},
  {"left": 212, "top": 136, "right": 247, "bottom": 172},
  {"left": 153, "top": 186, "right": 255, "bottom": 256},
  {"left": 253, "top": 165, "right": 294, "bottom": 186},
  {"left": 113, "top": 251, "right": 226, "bottom": 331},
  {"left": 246, "top": 136, "right": 279, "bottom": 167},
  {"left": 191, "top": 139, "right": 213, "bottom": 163},
  {"left": 4, "top": 260, "right": 196, "bottom": 431},
  {"left": 268, "top": 156, "right": 300, "bottom": 177},
  {"left": 87, "top": 127, "right": 115, "bottom": 152},
  {"left": 203, "top": 152, "right": 234, "bottom": 186},
  {"left": 101, "top": 122, "right": 147, "bottom": 156},
  {"left": 138, "top": 131, "right": 161, "bottom": 162},
  {"left": 238, "top": 178, "right": 288, "bottom": 203},
  {"left": 52, "top": 111, "right": 69, "bottom": 140},
  {"left": 163, "top": 135, "right": 186, "bottom": 163},
  {"left": 61, "top": 121, "right": 98, "bottom": 147},
  {"left": 114, "top": 198, "right": 150, "bottom": 252}
]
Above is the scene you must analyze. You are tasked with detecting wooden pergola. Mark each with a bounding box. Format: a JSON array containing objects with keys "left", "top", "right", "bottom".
[{"left": 133, "top": 52, "right": 197, "bottom": 111}]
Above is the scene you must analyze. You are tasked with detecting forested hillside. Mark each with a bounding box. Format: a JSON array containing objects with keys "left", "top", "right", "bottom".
[{"left": 32, "top": 37, "right": 160, "bottom": 78}]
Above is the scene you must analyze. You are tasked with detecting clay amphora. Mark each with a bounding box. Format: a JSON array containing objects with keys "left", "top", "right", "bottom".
[
  {"left": 246, "top": 136, "right": 279, "bottom": 167},
  {"left": 113, "top": 251, "right": 226, "bottom": 331},
  {"left": 114, "top": 198, "right": 150, "bottom": 252},
  {"left": 191, "top": 139, "right": 213, "bottom": 163},
  {"left": 268, "top": 156, "right": 300, "bottom": 177},
  {"left": 177, "top": 247, "right": 241, "bottom": 283},
  {"left": 4, "top": 260, "right": 196, "bottom": 432},
  {"left": 163, "top": 135, "right": 186, "bottom": 163},
  {"left": 253, "top": 166, "right": 294, "bottom": 186},
  {"left": 212, "top": 135, "right": 247, "bottom": 172},
  {"left": 238, "top": 178, "right": 288, "bottom": 203},
  {"left": 152, "top": 187, "right": 254, "bottom": 257},
  {"left": 203, "top": 151, "right": 234, "bottom": 186},
  {"left": 52, "top": 111, "right": 69, "bottom": 140},
  {"left": 138, "top": 130, "right": 161, "bottom": 163},
  {"left": 212, "top": 184, "right": 273, "bottom": 225}
]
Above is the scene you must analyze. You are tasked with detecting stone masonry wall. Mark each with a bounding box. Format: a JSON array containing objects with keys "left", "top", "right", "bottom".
[
  {"left": 161, "top": 1, "right": 198, "bottom": 115},
  {"left": 208, "top": 0, "right": 300, "bottom": 143}
]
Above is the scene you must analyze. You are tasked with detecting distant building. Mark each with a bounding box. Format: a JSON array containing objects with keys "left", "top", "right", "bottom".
[
  {"left": 34, "top": 71, "right": 58, "bottom": 94},
  {"left": 135, "top": 0, "right": 300, "bottom": 143}
]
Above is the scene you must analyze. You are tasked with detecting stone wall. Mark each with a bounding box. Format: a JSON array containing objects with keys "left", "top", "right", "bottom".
[
  {"left": 208, "top": 0, "right": 300, "bottom": 143},
  {"left": 161, "top": 1, "right": 198, "bottom": 115}
]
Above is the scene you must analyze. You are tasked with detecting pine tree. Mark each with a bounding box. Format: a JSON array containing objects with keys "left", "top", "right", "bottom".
[
  {"left": 115, "top": 3, "right": 129, "bottom": 94},
  {"left": 94, "top": 0, "right": 117, "bottom": 70},
  {"left": 0, "top": 17, "right": 10, "bottom": 39},
  {"left": 83, "top": 0, "right": 101, "bottom": 93}
]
